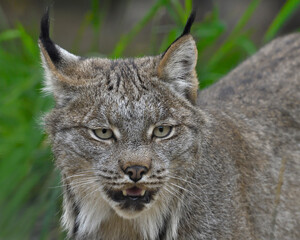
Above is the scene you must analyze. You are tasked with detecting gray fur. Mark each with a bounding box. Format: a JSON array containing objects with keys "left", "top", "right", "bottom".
[{"left": 40, "top": 20, "right": 300, "bottom": 239}]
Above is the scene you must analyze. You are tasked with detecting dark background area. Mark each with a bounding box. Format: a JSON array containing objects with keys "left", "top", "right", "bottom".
[{"left": 1, "top": 0, "right": 300, "bottom": 56}]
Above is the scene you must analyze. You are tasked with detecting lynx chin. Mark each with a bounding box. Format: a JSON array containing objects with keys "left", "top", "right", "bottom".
[{"left": 40, "top": 9, "right": 300, "bottom": 240}]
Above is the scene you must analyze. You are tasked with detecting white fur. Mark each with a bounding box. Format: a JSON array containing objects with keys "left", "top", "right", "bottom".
[{"left": 77, "top": 192, "right": 111, "bottom": 236}]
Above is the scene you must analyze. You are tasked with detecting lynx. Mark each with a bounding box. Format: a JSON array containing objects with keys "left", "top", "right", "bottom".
[{"left": 40, "top": 10, "right": 300, "bottom": 240}]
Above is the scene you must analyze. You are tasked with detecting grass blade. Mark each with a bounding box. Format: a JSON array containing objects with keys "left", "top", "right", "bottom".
[
  {"left": 111, "top": 0, "right": 169, "bottom": 58},
  {"left": 263, "top": 0, "right": 300, "bottom": 43},
  {"left": 207, "top": 0, "right": 260, "bottom": 69},
  {"left": 0, "top": 29, "right": 20, "bottom": 42}
]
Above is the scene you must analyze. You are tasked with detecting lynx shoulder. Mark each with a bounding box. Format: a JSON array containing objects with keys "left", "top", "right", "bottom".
[{"left": 40, "top": 9, "right": 300, "bottom": 240}]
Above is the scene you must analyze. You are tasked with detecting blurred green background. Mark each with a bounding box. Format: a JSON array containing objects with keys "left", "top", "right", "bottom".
[{"left": 1, "top": 0, "right": 300, "bottom": 239}]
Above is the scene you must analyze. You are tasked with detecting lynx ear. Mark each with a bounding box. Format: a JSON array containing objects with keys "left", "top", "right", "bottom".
[
  {"left": 158, "top": 12, "right": 198, "bottom": 104},
  {"left": 39, "top": 9, "right": 93, "bottom": 105}
]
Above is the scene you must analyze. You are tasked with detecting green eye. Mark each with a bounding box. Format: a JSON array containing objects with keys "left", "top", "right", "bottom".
[
  {"left": 93, "top": 128, "right": 114, "bottom": 140},
  {"left": 153, "top": 126, "right": 172, "bottom": 138}
]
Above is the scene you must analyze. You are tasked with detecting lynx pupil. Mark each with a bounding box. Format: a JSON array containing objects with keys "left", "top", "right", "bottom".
[
  {"left": 93, "top": 128, "right": 113, "bottom": 140},
  {"left": 153, "top": 126, "right": 172, "bottom": 138}
]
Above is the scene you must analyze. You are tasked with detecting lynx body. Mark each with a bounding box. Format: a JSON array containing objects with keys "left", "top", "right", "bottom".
[{"left": 40, "top": 11, "right": 300, "bottom": 240}]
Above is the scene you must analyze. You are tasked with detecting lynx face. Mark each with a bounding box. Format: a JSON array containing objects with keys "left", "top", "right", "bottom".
[
  {"left": 40, "top": 10, "right": 203, "bottom": 234},
  {"left": 45, "top": 56, "right": 201, "bottom": 219}
]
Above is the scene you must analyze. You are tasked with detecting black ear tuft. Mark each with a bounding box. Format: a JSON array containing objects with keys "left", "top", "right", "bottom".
[
  {"left": 39, "top": 8, "right": 61, "bottom": 64},
  {"left": 181, "top": 10, "right": 196, "bottom": 37},
  {"left": 40, "top": 7, "right": 50, "bottom": 40},
  {"left": 161, "top": 11, "right": 196, "bottom": 57}
]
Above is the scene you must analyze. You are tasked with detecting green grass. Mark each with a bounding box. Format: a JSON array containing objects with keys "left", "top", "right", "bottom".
[
  {"left": 0, "top": 0, "right": 299, "bottom": 239},
  {"left": 264, "top": 0, "right": 300, "bottom": 43}
]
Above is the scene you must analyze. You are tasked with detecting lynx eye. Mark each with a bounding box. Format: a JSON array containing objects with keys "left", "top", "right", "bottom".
[
  {"left": 93, "top": 128, "right": 114, "bottom": 140},
  {"left": 153, "top": 126, "right": 172, "bottom": 138}
]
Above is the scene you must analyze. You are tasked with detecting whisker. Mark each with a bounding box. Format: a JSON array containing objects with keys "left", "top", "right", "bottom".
[
  {"left": 168, "top": 175, "right": 202, "bottom": 189},
  {"left": 168, "top": 182, "right": 213, "bottom": 221},
  {"left": 163, "top": 185, "right": 188, "bottom": 209},
  {"left": 79, "top": 185, "right": 101, "bottom": 203},
  {"left": 169, "top": 182, "right": 206, "bottom": 204},
  {"left": 62, "top": 171, "right": 97, "bottom": 181},
  {"left": 51, "top": 176, "right": 99, "bottom": 189}
]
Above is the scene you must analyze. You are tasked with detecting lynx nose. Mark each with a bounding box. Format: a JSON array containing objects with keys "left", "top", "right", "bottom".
[{"left": 124, "top": 166, "right": 148, "bottom": 182}]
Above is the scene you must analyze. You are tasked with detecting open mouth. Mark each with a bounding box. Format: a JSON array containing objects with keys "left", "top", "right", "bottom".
[
  {"left": 106, "top": 186, "right": 157, "bottom": 211},
  {"left": 122, "top": 187, "right": 146, "bottom": 199}
]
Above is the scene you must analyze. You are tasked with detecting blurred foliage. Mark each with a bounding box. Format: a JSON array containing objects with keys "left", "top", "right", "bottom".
[
  {"left": 0, "top": 0, "right": 299, "bottom": 239},
  {"left": 0, "top": 25, "right": 63, "bottom": 239}
]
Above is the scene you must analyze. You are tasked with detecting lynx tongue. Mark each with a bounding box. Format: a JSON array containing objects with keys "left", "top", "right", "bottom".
[{"left": 122, "top": 187, "right": 145, "bottom": 197}]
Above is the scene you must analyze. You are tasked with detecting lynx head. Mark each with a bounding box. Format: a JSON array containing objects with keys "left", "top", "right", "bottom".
[{"left": 40, "top": 9, "right": 205, "bottom": 236}]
